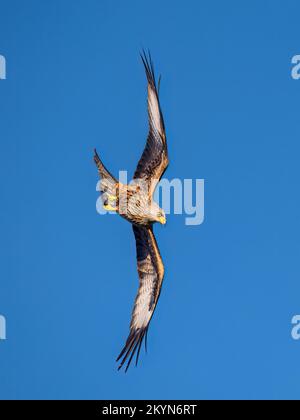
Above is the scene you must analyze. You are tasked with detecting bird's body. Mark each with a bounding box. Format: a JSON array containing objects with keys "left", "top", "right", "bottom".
[
  {"left": 94, "top": 51, "right": 168, "bottom": 371},
  {"left": 93, "top": 176, "right": 164, "bottom": 226}
]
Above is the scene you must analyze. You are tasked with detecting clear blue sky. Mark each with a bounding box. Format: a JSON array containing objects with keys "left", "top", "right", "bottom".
[{"left": 0, "top": 0, "right": 300, "bottom": 400}]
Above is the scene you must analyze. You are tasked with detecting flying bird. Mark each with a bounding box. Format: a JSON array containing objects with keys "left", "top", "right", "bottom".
[{"left": 94, "top": 51, "right": 168, "bottom": 372}]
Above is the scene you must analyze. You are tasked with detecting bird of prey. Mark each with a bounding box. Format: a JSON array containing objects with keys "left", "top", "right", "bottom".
[{"left": 94, "top": 51, "right": 168, "bottom": 372}]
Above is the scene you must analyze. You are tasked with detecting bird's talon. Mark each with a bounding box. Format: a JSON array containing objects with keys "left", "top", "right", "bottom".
[
  {"left": 107, "top": 194, "right": 117, "bottom": 202},
  {"left": 103, "top": 204, "right": 117, "bottom": 212}
]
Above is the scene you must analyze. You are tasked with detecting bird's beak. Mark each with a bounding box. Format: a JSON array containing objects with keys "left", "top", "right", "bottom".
[{"left": 159, "top": 216, "right": 166, "bottom": 225}]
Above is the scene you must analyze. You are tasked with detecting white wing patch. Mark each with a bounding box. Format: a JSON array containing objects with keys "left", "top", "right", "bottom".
[{"left": 148, "top": 86, "right": 164, "bottom": 139}]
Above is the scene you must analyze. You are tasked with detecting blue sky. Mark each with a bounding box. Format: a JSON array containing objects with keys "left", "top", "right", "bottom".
[{"left": 0, "top": 0, "right": 300, "bottom": 400}]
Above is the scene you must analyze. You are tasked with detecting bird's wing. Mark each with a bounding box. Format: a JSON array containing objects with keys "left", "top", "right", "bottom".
[
  {"left": 116, "top": 225, "right": 165, "bottom": 371},
  {"left": 133, "top": 51, "right": 169, "bottom": 197},
  {"left": 94, "top": 149, "right": 118, "bottom": 196}
]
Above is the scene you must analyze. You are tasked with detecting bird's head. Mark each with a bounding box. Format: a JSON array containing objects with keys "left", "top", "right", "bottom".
[
  {"left": 156, "top": 209, "right": 166, "bottom": 225},
  {"left": 149, "top": 202, "right": 166, "bottom": 225}
]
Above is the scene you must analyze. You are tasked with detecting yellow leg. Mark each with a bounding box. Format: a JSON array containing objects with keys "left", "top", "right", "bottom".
[
  {"left": 103, "top": 203, "right": 117, "bottom": 212},
  {"left": 107, "top": 194, "right": 117, "bottom": 201}
]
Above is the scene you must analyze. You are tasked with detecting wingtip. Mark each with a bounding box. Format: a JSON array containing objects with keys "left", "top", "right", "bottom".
[
  {"left": 140, "top": 48, "right": 149, "bottom": 61},
  {"left": 116, "top": 359, "right": 129, "bottom": 373},
  {"left": 140, "top": 49, "right": 156, "bottom": 86},
  {"left": 116, "top": 352, "right": 124, "bottom": 364},
  {"left": 140, "top": 47, "right": 145, "bottom": 58}
]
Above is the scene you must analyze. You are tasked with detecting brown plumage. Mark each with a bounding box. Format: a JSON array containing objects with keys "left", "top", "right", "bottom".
[{"left": 94, "top": 51, "right": 168, "bottom": 371}]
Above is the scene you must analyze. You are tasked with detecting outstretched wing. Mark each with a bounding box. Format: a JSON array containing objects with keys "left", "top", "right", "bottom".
[
  {"left": 134, "top": 51, "right": 168, "bottom": 196},
  {"left": 94, "top": 149, "right": 118, "bottom": 196},
  {"left": 116, "top": 225, "right": 165, "bottom": 371}
]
